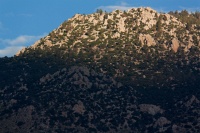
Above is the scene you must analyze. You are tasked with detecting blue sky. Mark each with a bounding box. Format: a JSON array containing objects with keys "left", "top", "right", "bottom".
[{"left": 0, "top": 0, "right": 199, "bottom": 57}]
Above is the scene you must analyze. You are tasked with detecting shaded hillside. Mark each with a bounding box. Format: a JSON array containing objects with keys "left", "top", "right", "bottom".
[{"left": 0, "top": 65, "right": 199, "bottom": 132}]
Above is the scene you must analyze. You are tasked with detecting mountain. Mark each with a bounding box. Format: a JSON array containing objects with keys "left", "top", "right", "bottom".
[
  {"left": 0, "top": 7, "right": 200, "bottom": 132},
  {"left": 16, "top": 7, "right": 200, "bottom": 87}
]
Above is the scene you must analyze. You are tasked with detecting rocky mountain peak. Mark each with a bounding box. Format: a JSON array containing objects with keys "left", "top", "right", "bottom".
[{"left": 16, "top": 7, "right": 199, "bottom": 56}]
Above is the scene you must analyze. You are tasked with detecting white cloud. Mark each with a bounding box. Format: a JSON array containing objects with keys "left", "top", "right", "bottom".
[
  {"left": 0, "top": 34, "right": 46, "bottom": 46},
  {"left": 0, "top": 33, "right": 47, "bottom": 57},
  {"left": 97, "top": 2, "right": 137, "bottom": 12},
  {"left": 0, "top": 46, "right": 25, "bottom": 57}
]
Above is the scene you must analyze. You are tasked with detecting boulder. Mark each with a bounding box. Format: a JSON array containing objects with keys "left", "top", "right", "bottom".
[
  {"left": 139, "top": 34, "right": 156, "bottom": 46},
  {"left": 139, "top": 104, "right": 164, "bottom": 115},
  {"left": 171, "top": 38, "right": 179, "bottom": 52}
]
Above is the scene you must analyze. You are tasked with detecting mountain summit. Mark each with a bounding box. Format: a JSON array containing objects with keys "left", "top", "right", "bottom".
[
  {"left": 1, "top": 7, "right": 200, "bottom": 132},
  {"left": 17, "top": 7, "right": 199, "bottom": 55},
  {"left": 16, "top": 7, "right": 200, "bottom": 87}
]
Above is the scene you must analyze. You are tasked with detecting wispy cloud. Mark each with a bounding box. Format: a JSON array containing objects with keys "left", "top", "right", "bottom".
[
  {"left": 0, "top": 34, "right": 46, "bottom": 46},
  {"left": 0, "top": 46, "right": 25, "bottom": 57},
  {"left": 97, "top": 2, "right": 137, "bottom": 12},
  {"left": 0, "top": 33, "right": 47, "bottom": 57}
]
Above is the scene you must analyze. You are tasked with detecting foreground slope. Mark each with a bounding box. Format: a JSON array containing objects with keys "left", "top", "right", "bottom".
[{"left": 1, "top": 65, "right": 199, "bottom": 132}]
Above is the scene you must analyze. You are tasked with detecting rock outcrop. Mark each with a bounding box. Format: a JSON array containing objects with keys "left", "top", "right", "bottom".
[
  {"left": 139, "top": 34, "right": 156, "bottom": 46},
  {"left": 139, "top": 104, "right": 164, "bottom": 115},
  {"left": 171, "top": 38, "right": 180, "bottom": 52}
]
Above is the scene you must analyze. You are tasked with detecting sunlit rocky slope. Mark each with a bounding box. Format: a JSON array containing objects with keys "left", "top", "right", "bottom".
[
  {"left": 0, "top": 7, "right": 200, "bottom": 132},
  {"left": 16, "top": 7, "right": 200, "bottom": 87}
]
